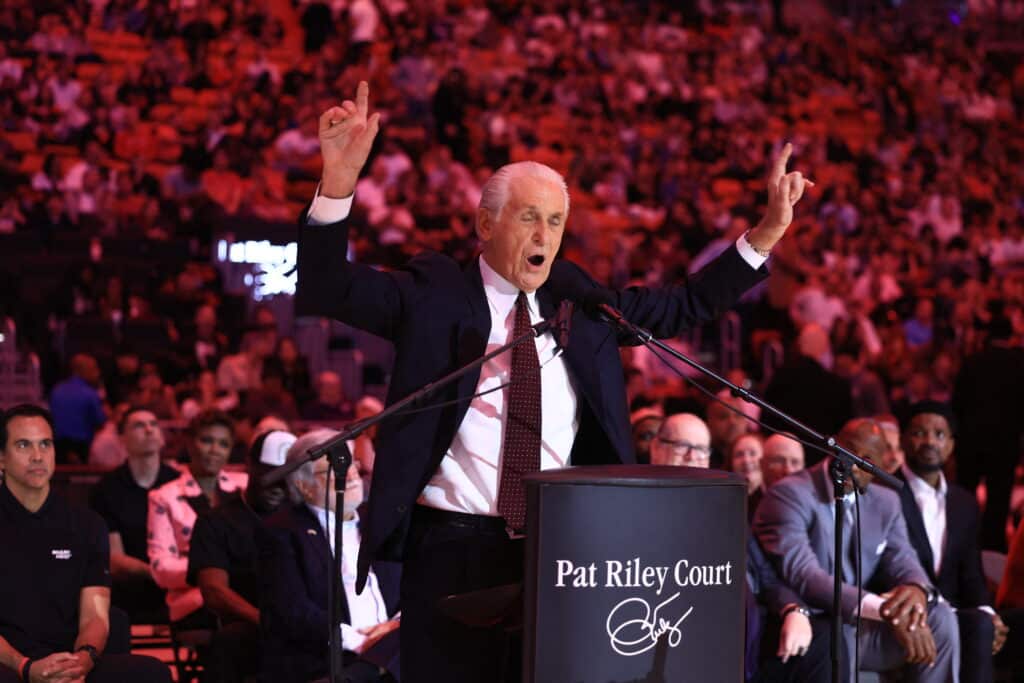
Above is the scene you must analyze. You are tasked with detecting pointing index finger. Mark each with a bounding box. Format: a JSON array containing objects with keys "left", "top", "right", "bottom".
[
  {"left": 356, "top": 81, "right": 369, "bottom": 117},
  {"left": 770, "top": 142, "right": 793, "bottom": 186}
]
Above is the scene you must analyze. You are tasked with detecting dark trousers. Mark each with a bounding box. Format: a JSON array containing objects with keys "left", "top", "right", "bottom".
[
  {"left": 995, "top": 608, "right": 1024, "bottom": 680},
  {"left": 0, "top": 654, "right": 172, "bottom": 683},
  {"left": 400, "top": 506, "right": 524, "bottom": 683},
  {"left": 957, "top": 437, "right": 1019, "bottom": 551},
  {"left": 958, "top": 607, "right": 995, "bottom": 683},
  {"left": 754, "top": 615, "right": 844, "bottom": 683}
]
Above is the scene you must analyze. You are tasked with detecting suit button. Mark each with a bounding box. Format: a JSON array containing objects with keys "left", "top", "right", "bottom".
[{"left": 397, "top": 504, "right": 407, "bottom": 513}]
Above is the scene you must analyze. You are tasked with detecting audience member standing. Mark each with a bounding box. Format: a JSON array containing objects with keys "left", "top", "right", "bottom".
[
  {"left": 952, "top": 335, "right": 1024, "bottom": 551},
  {"left": 763, "top": 324, "right": 852, "bottom": 464}
]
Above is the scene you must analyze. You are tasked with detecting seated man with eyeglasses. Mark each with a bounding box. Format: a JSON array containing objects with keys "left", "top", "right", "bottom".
[{"left": 648, "top": 413, "right": 713, "bottom": 468}]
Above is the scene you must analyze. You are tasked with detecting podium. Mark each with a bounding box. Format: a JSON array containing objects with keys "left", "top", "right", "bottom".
[{"left": 522, "top": 465, "right": 748, "bottom": 683}]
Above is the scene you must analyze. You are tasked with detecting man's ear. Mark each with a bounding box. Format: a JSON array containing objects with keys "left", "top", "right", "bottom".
[{"left": 476, "top": 208, "right": 492, "bottom": 242}]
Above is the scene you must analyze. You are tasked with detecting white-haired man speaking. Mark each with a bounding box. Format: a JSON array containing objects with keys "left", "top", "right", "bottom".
[{"left": 295, "top": 81, "right": 814, "bottom": 681}]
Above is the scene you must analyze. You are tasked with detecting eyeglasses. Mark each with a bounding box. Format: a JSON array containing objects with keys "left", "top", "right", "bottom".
[{"left": 657, "top": 438, "right": 711, "bottom": 461}]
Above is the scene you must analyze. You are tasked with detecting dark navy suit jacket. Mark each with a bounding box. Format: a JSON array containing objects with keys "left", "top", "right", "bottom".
[
  {"left": 257, "top": 503, "right": 400, "bottom": 683},
  {"left": 889, "top": 468, "right": 990, "bottom": 609},
  {"left": 296, "top": 215, "right": 768, "bottom": 590}
]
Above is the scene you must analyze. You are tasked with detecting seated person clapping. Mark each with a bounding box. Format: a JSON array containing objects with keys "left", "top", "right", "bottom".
[{"left": 258, "top": 429, "right": 400, "bottom": 683}]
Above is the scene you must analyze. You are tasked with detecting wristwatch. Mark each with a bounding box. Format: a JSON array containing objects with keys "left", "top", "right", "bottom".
[
  {"left": 75, "top": 644, "right": 101, "bottom": 666},
  {"left": 912, "top": 583, "right": 939, "bottom": 607},
  {"left": 781, "top": 603, "right": 811, "bottom": 618}
]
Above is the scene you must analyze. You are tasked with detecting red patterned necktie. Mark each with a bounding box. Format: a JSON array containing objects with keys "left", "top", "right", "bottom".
[{"left": 496, "top": 291, "right": 542, "bottom": 531}]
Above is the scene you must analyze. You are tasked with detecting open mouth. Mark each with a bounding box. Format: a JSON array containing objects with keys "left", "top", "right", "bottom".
[{"left": 527, "top": 255, "right": 545, "bottom": 266}]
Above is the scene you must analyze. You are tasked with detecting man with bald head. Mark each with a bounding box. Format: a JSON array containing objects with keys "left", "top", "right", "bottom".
[
  {"left": 297, "top": 82, "right": 814, "bottom": 681},
  {"left": 754, "top": 418, "right": 959, "bottom": 681},
  {"left": 761, "top": 433, "right": 806, "bottom": 489},
  {"left": 649, "top": 413, "right": 712, "bottom": 468}
]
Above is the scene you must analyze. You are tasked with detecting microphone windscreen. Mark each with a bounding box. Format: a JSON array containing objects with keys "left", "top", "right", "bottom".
[{"left": 580, "top": 288, "right": 616, "bottom": 318}]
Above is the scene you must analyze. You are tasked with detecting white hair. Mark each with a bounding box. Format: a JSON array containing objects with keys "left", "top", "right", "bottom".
[
  {"left": 284, "top": 428, "right": 341, "bottom": 505},
  {"left": 478, "top": 161, "right": 570, "bottom": 223}
]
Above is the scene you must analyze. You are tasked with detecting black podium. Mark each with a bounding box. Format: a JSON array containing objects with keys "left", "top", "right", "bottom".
[{"left": 522, "top": 465, "right": 748, "bottom": 683}]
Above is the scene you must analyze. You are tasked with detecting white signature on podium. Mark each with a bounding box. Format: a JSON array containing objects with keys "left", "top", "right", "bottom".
[{"left": 605, "top": 592, "right": 694, "bottom": 657}]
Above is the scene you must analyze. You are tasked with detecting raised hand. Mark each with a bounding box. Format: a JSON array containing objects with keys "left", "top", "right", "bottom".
[
  {"left": 748, "top": 142, "right": 815, "bottom": 253},
  {"left": 319, "top": 81, "right": 382, "bottom": 199}
]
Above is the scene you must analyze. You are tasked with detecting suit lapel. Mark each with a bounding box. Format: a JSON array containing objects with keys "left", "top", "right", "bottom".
[
  {"left": 453, "top": 259, "right": 491, "bottom": 427},
  {"left": 896, "top": 470, "right": 937, "bottom": 582}
]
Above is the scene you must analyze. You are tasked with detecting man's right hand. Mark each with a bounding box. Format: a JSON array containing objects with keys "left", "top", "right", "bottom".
[
  {"left": 890, "top": 620, "right": 938, "bottom": 666},
  {"left": 319, "top": 81, "right": 381, "bottom": 199},
  {"left": 28, "top": 652, "right": 85, "bottom": 682}
]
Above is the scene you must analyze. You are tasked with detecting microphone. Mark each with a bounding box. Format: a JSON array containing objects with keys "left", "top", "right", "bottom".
[
  {"left": 580, "top": 289, "right": 652, "bottom": 342},
  {"left": 581, "top": 289, "right": 624, "bottom": 325}
]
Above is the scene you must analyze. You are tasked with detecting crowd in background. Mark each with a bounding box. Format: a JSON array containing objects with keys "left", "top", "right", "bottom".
[{"left": 2, "top": 0, "right": 1024, "bottom": 680}]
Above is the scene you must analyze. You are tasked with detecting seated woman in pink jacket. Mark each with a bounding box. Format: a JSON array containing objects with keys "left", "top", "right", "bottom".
[{"left": 147, "top": 409, "right": 247, "bottom": 626}]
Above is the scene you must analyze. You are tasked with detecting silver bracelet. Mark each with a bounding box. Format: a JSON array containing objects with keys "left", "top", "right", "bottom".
[{"left": 743, "top": 229, "right": 772, "bottom": 258}]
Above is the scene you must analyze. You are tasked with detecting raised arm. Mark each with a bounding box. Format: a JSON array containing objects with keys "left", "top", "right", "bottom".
[
  {"left": 746, "top": 142, "right": 815, "bottom": 254},
  {"left": 318, "top": 80, "right": 381, "bottom": 200},
  {"left": 296, "top": 82, "right": 407, "bottom": 337}
]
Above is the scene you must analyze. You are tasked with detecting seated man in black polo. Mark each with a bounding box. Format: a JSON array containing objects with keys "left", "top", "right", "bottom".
[
  {"left": 89, "top": 406, "right": 180, "bottom": 624},
  {"left": 0, "top": 404, "right": 171, "bottom": 683},
  {"left": 186, "top": 429, "right": 296, "bottom": 683},
  {"left": 258, "top": 429, "right": 400, "bottom": 683}
]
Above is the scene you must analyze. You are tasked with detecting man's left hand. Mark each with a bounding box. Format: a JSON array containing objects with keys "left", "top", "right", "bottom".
[
  {"left": 880, "top": 584, "right": 929, "bottom": 631},
  {"left": 993, "top": 613, "right": 1009, "bottom": 654},
  {"left": 747, "top": 142, "right": 815, "bottom": 253}
]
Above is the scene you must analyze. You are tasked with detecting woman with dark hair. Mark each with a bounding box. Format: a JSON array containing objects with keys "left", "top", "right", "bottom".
[
  {"left": 147, "top": 409, "right": 247, "bottom": 628},
  {"left": 274, "top": 336, "right": 313, "bottom": 407}
]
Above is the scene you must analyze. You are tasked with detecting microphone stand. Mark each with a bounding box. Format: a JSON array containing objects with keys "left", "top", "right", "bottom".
[
  {"left": 591, "top": 302, "right": 900, "bottom": 683},
  {"left": 262, "top": 312, "right": 568, "bottom": 683}
]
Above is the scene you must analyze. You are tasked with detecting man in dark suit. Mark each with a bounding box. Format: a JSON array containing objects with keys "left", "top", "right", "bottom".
[
  {"left": 258, "top": 429, "right": 400, "bottom": 683},
  {"left": 891, "top": 401, "right": 1009, "bottom": 682},
  {"left": 754, "top": 418, "right": 959, "bottom": 682},
  {"left": 763, "top": 323, "right": 852, "bottom": 465},
  {"left": 952, "top": 336, "right": 1024, "bottom": 551},
  {"left": 297, "top": 82, "right": 813, "bottom": 682}
]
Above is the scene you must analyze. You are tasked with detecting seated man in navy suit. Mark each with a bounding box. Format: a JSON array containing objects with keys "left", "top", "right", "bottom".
[
  {"left": 258, "top": 429, "right": 400, "bottom": 683},
  {"left": 891, "top": 402, "right": 1009, "bottom": 682}
]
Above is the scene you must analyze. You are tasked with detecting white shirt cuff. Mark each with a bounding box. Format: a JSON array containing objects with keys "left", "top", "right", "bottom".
[
  {"left": 735, "top": 234, "right": 768, "bottom": 270},
  {"left": 340, "top": 623, "right": 367, "bottom": 652},
  {"left": 976, "top": 605, "right": 996, "bottom": 616},
  {"left": 307, "top": 183, "right": 354, "bottom": 225},
  {"left": 859, "top": 593, "right": 885, "bottom": 622}
]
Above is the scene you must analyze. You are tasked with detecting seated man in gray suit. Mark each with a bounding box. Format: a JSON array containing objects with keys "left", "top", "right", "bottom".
[{"left": 754, "top": 418, "right": 959, "bottom": 681}]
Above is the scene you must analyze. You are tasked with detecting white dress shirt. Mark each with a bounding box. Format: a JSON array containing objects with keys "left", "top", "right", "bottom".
[
  {"left": 308, "top": 505, "right": 390, "bottom": 651},
  {"left": 306, "top": 188, "right": 768, "bottom": 517},
  {"left": 902, "top": 464, "right": 948, "bottom": 575}
]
